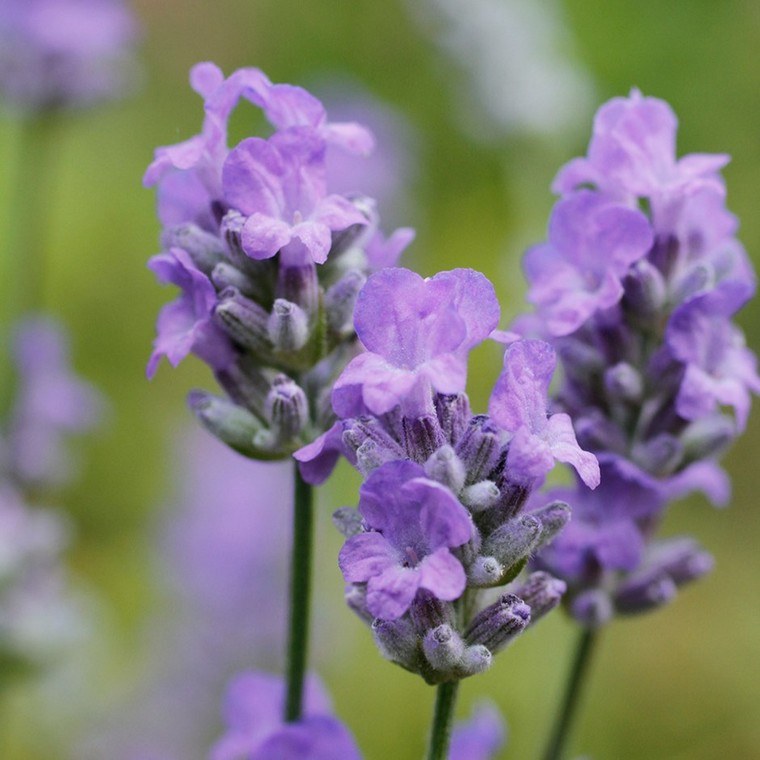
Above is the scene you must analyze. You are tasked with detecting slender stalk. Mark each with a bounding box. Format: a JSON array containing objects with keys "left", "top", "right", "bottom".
[
  {"left": 426, "top": 679, "right": 460, "bottom": 760},
  {"left": 1, "top": 112, "right": 59, "bottom": 414},
  {"left": 541, "top": 628, "right": 598, "bottom": 760},
  {"left": 284, "top": 463, "right": 314, "bottom": 722}
]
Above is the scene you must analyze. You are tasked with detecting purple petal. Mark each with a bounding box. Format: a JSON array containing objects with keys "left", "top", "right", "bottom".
[
  {"left": 366, "top": 564, "right": 420, "bottom": 620},
  {"left": 418, "top": 548, "right": 466, "bottom": 601},
  {"left": 339, "top": 533, "right": 398, "bottom": 583},
  {"left": 545, "top": 413, "right": 600, "bottom": 488},
  {"left": 294, "top": 423, "right": 348, "bottom": 486}
]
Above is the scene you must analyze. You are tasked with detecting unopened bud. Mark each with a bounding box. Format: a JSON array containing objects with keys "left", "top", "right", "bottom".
[
  {"left": 614, "top": 572, "right": 677, "bottom": 615},
  {"left": 604, "top": 362, "right": 644, "bottom": 403},
  {"left": 623, "top": 259, "right": 666, "bottom": 319},
  {"left": 211, "top": 262, "right": 257, "bottom": 297},
  {"left": 262, "top": 375, "right": 308, "bottom": 444},
  {"left": 631, "top": 433, "right": 684, "bottom": 476},
  {"left": 268, "top": 299, "right": 310, "bottom": 352},
  {"left": 465, "top": 593, "right": 531, "bottom": 653},
  {"left": 409, "top": 593, "right": 454, "bottom": 633},
  {"left": 455, "top": 415, "right": 501, "bottom": 483},
  {"left": 424, "top": 446, "right": 466, "bottom": 493},
  {"left": 672, "top": 263, "right": 714, "bottom": 304},
  {"left": 325, "top": 270, "right": 366, "bottom": 337},
  {"left": 332, "top": 507, "right": 364, "bottom": 538},
  {"left": 214, "top": 288, "right": 271, "bottom": 355},
  {"left": 277, "top": 263, "right": 319, "bottom": 316},
  {"left": 403, "top": 415, "right": 446, "bottom": 463},
  {"left": 514, "top": 572, "right": 566, "bottom": 622},
  {"left": 372, "top": 617, "right": 421, "bottom": 671},
  {"left": 422, "top": 624, "right": 465, "bottom": 672},
  {"left": 531, "top": 501, "right": 571, "bottom": 549},
  {"left": 345, "top": 585, "right": 373, "bottom": 624},
  {"left": 214, "top": 359, "right": 271, "bottom": 420},
  {"left": 570, "top": 589, "right": 613, "bottom": 628},
  {"left": 457, "top": 645, "right": 492, "bottom": 677},
  {"left": 434, "top": 393, "right": 472, "bottom": 445},
  {"left": 483, "top": 515, "right": 542, "bottom": 569},
  {"left": 645, "top": 537, "right": 714, "bottom": 587},
  {"left": 467, "top": 556, "right": 506, "bottom": 588},
  {"left": 680, "top": 415, "right": 735, "bottom": 462},
  {"left": 161, "top": 223, "right": 225, "bottom": 274},
  {"left": 187, "top": 391, "right": 263, "bottom": 457},
  {"left": 461, "top": 481, "right": 501, "bottom": 513}
]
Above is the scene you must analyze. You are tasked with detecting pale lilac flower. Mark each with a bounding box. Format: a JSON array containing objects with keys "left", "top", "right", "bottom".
[
  {"left": 222, "top": 129, "right": 367, "bottom": 265},
  {"left": 450, "top": 701, "right": 507, "bottom": 760},
  {"left": 552, "top": 89, "right": 728, "bottom": 210},
  {"left": 523, "top": 191, "right": 652, "bottom": 336},
  {"left": 489, "top": 340, "right": 599, "bottom": 487},
  {"left": 332, "top": 267, "right": 500, "bottom": 418},
  {"left": 0, "top": 0, "right": 139, "bottom": 111},
  {"left": 339, "top": 460, "right": 472, "bottom": 620},
  {"left": 146, "top": 248, "right": 236, "bottom": 378},
  {"left": 211, "top": 672, "right": 360, "bottom": 760}
]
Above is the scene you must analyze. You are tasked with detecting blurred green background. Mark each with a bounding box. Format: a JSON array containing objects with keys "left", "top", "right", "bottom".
[{"left": 1, "top": 0, "right": 759, "bottom": 757}]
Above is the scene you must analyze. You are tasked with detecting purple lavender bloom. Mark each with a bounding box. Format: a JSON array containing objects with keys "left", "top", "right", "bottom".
[
  {"left": 489, "top": 340, "right": 599, "bottom": 488},
  {"left": 211, "top": 672, "right": 360, "bottom": 760},
  {"left": 0, "top": 0, "right": 139, "bottom": 111},
  {"left": 146, "top": 248, "right": 236, "bottom": 378},
  {"left": 450, "top": 701, "right": 507, "bottom": 760},
  {"left": 666, "top": 301, "right": 760, "bottom": 431},
  {"left": 332, "top": 267, "right": 500, "bottom": 418},
  {"left": 339, "top": 460, "right": 472, "bottom": 620},
  {"left": 523, "top": 191, "right": 653, "bottom": 336},
  {"left": 552, "top": 89, "right": 728, "bottom": 212},
  {"left": 8, "top": 315, "right": 105, "bottom": 488},
  {"left": 222, "top": 129, "right": 367, "bottom": 265}
]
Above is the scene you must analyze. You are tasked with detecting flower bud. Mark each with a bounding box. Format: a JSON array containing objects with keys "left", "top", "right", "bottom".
[
  {"left": 455, "top": 415, "right": 501, "bottom": 484},
  {"left": 531, "top": 501, "right": 571, "bottom": 548},
  {"left": 604, "top": 362, "right": 644, "bottom": 403},
  {"left": 467, "top": 556, "right": 506, "bottom": 588},
  {"left": 644, "top": 537, "right": 714, "bottom": 587},
  {"left": 409, "top": 593, "right": 454, "bottom": 634},
  {"left": 268, "top": 299, "right": 310, "bottom": 352},
  {"left": 403, "top": 415, "right": 446, "bottom": 463},
  {"left": 211, "top": 261, "right": 257, "bottom": 297},
  {"left": 457, "top": 645, "right": 492, "bottom": 677},
  {"left": 333, "top": 507, "right": 364, "bottom": 539},
  {"left": 614, "top": 572, "right": 677, "bottom": 615},
  {"left": 372, "top": 617, "right": 421, "bottom": 671},
  {"left": 214, "top": 359, "right": 271, "bottom": 420},
  {"left": 680, "top": 415, "right": 735, "bottom": 462},
  {"left": 514, "top": 572, "right": 566, "bottom": 622},
  {"left": 161, "top": 223, "right": 225, "bottom": 274},
  {"left": 461, "top": 481, "right": 501, "bottom": 513},
  {"left": 214, "top": 288, "right": 271, "bottom": 355},
  {"left": 277, "top": 263, "right": 319, "bottom": 316},
  {"left": 623, "top": 258, "right": 666, "bottom": 319},
  {"left": 434, "top": 393, "right": 472, "bottom": 445},
  {"left": 483, "top": 515, "right": 542, "bottom": 570},
  {"left": 187, "top": 391, "right": 263, "bottom": 457},
  {"left": 345, "top": 584, "right": 373, "bottom": 624},
  {"left": 570, "top": 589, "right": 613, "bottom": 628},
  {"left": 325, "top": 270, "right": 366, "bottom": 337},
  {"left": 262, "top": 375, "right": 308, "bottom": 445},
  {"left": 465, "top": 593, "right": 531, "bottom": 653},
  {"left": 631, "top": 433, "right": 683, "bottom": 476},
  {"left": 672, "top": 263, "right": 714, "bottom": 304},
  {"left": 424, "top": 446, "right": 466, "bottom": 493},
  {"left": 422, "top": 624, "right": 465, "bottom": 673}
]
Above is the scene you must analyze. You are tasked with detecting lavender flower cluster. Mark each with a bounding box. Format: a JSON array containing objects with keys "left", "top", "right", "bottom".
[
  {"left": 516, "top": 90, "right": 759, "bottom": 625},
  {"left": 296, "top": 266, "right": 599, "bottom": 683},
  {"left": 0, "top": 0, "right": 139, "bottom": 112},
  {"left": 146, "top": 63, "right": 413, "bottom": 460}
]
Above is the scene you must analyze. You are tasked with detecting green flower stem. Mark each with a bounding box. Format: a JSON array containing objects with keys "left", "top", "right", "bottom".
[
  {"left": 284, "top": 463, "right": 314, "bottom": 722},
  {"left": 426, "top": 679, "right": 460, "bottom": 760},
  {"left": 542, "top": 627, "right": 599, "bottom": 760}
]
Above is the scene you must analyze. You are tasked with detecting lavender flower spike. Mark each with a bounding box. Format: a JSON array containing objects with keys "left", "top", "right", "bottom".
[
  {"left": 333, "top": 267, "right": 500, "bottom": 418},
  {"left": 339, "top": 460, "right": 473, "bottom": 620},
  {"left": 489, "top": 340, "right": 599, "bottom": 488},
  {"left": 211, "top": 671, "right": 360, "bottom": 760}
]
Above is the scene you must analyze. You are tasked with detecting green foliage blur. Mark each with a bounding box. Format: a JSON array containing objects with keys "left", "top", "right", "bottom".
[{"left": 1, "top": 1, "right": 759, "bottom": 757}]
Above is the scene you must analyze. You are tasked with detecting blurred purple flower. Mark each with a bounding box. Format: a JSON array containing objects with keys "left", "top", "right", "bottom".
[
  {"left": 211, "top": 672, "right": 360, "bottom": 760},
  {"left": 450, "top": 701, "right": 507, "bottom": 760},
  {"left": 0, "top": 0, "right": 139, "bottom": 111}
]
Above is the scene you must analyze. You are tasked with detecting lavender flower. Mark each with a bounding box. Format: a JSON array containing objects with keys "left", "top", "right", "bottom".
[
  {"left": 146, "top": 63, "right": 414, "bottom": 460},
  {"left": 211, "top": 671, "right": 360, "bottom": 760},
  {"left": 304, "top": 266, "right": 595, "bottom": 683},
  {"left": 3, "top": 315, "right": 105, "bottom": 490},
  {"left": 450, "top": 701, "right": 507, "bottom": 760},
  {"left": 518, "top": 90, "right": 759, "bottom": 622},
  {"left": 0, "top": 0, "right": 139, "bottom": 112}
]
